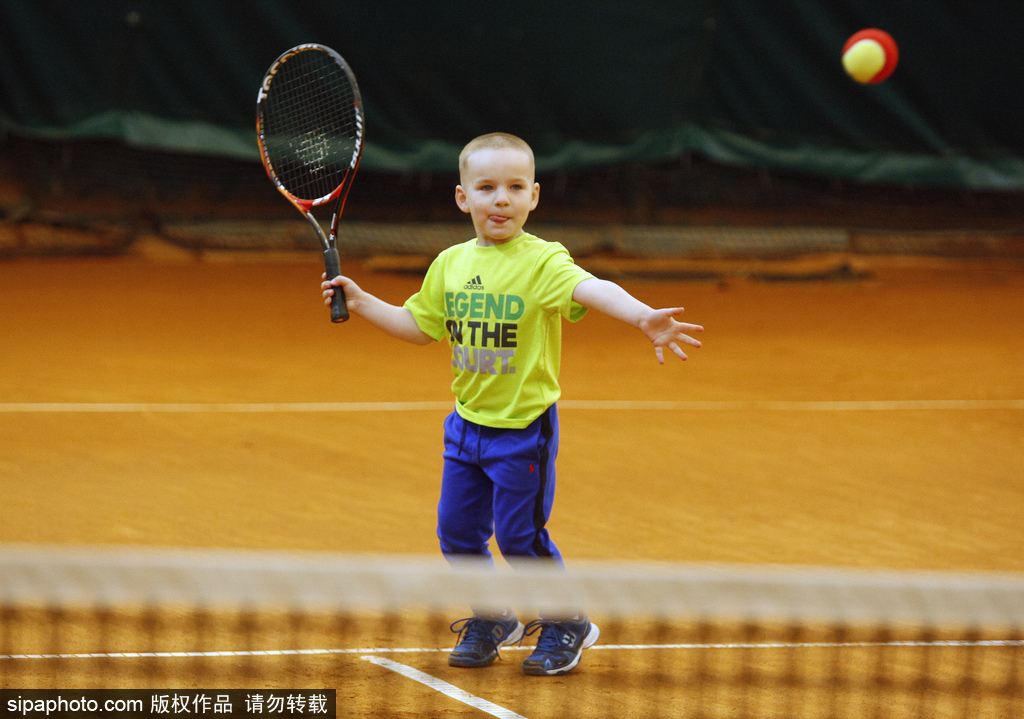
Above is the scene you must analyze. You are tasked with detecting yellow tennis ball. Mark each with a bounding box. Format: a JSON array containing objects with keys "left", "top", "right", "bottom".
[
  {"left": 842, "top": 40, "right": 886, "bottom": 82},
  {"left": 842, "top": 29, "right": 898, "bottom": 84}
]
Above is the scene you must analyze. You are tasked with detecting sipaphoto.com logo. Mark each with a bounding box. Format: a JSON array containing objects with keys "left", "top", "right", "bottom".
[{"left": 464, "top": 275, "right": 484, "bottom": 290}]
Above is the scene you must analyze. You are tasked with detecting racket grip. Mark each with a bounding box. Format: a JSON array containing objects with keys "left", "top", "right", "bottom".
[{"left": 323, "top": 248, "right": 349, "bottom": 323}]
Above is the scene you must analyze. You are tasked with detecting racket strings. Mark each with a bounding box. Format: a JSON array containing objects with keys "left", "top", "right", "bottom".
[{"left": 260, "top": 49, "right": 361, "bottom": 203}]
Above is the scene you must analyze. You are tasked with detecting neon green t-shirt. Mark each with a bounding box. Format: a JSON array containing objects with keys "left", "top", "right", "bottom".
[{"left": 404, "top": 232, "right": 594, "bottom": 428}]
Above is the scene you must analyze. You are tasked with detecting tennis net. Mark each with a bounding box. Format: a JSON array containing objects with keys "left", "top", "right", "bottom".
[{"left": 2, "top": 546, "right": 1022, "bottom": 718}]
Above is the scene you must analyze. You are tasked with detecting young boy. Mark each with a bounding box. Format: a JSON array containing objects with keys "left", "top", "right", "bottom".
[{"left": 322, "top": 132, "right": 702, "bottom": 676}]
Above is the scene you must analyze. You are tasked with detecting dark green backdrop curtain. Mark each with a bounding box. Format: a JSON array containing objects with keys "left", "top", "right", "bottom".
[{"left": 2, "top": 1, "right": 1021, "bottom": 188}]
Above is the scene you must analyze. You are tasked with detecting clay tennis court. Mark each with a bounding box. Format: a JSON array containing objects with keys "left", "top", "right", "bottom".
[{"left": 2, "top": 251, "right": 1023, "bottom": 715}]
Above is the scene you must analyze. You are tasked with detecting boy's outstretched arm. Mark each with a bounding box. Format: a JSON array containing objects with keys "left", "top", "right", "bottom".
[
  {"left": 572, "top": 278, "right": 703, "bottom": 363},
  {"left": 322, "top": 274, "right": 433, "bottom": 345}
]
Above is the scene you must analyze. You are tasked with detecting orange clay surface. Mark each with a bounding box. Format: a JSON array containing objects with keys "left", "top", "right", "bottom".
[{"left": 2, "top": 253, "right": 1023, "bottom": 713}]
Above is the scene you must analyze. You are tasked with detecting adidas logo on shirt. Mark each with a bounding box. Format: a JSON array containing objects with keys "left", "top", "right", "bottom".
[{"left": 464, "top": 275, "right": 484, "bottom": 290}]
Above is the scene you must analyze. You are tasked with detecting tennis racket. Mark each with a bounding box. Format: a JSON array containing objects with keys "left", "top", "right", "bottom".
[{"left": 256, "top": 44, "right": 364, "bottom": 323}]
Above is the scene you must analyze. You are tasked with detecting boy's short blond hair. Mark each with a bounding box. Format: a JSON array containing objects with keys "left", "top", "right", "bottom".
[{"left": 458, "top": 132, "right": 535, "bottom": 182}]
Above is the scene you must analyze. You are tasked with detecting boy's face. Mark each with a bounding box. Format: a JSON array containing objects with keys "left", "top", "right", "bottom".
[{"left": 455, "top": 147, "right": 539, "bottom": 246}]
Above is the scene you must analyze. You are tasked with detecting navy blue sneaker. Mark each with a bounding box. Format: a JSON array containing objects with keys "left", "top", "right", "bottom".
[
  {"left": 521, "top": 616, "right": 600, "bottom": 676},
  {"left": 448, "top": 614, "right": 525, "bottom": 668}
]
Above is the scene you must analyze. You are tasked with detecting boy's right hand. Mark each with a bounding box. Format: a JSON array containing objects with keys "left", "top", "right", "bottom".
[
  {"left": 322, "top": 273, "right": 357, "bottom": 306},
  {"left": 319, "top": 273, "right": 432, "bottom": 344}
]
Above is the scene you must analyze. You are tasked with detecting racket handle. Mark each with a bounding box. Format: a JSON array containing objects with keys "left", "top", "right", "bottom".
[{"left": 323, "top": 248, "right": 349, "bottom": 323}]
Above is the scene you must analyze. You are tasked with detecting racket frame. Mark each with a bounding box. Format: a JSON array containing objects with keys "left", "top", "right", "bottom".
[{"left": 256, "top": 43, "right": 364, "bottom": 323}]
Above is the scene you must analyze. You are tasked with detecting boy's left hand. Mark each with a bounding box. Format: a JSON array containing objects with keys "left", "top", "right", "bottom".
[{"left": 639, "top": 308, "right": 703, "bottom": 363}]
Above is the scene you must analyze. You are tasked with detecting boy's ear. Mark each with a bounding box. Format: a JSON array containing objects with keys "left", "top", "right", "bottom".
[
  {"left": 531, "top": 182, "right": 540, "bottom": 210},
  {"left": 454, "top": 185, "right": 470, "bottom": 213}
]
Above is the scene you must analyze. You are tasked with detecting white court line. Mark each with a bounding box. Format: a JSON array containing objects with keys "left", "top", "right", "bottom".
[
  {"left": 2, "top": 399, "right": 1023, "bottom": 413},
  {"left": 563, "top": 399, "right": 1024, "bottom": 411},
  {"left": 362, "top": 656, "right": 526, "bottom": 719},
  {"left": 0, "top": 401, "right": 453, "bottom": 413},
  {"left": 4, "top": 639, "right": 1021, "bottom": 661}
]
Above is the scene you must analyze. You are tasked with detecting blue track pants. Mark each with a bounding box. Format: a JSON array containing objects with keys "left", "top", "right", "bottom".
[{"left": 437, "top": 404, "right": 563, "bottom": 565}]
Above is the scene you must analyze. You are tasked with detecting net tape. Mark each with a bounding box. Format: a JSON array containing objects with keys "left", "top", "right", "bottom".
[{"left": 3, "top": 546, "right": 1023, "bottom": 627}]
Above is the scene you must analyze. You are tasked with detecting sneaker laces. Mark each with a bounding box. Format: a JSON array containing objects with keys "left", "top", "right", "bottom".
[
  {"left": 450, "top": 617, "right": 501, "bottom": 653},
  {"left": 521, "top": 619, "right": 564, "bottom": 653}
]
